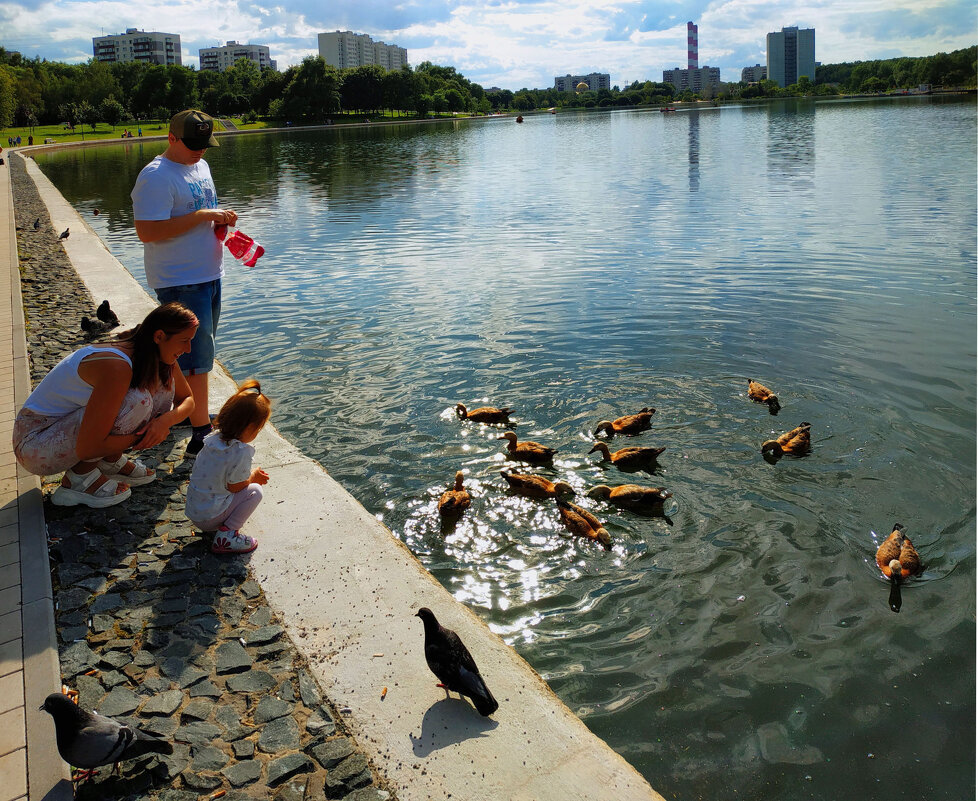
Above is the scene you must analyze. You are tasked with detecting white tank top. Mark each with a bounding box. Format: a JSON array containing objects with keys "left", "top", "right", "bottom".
[{"left": 23, "top": 346, "right": 132, "bottom": 417}]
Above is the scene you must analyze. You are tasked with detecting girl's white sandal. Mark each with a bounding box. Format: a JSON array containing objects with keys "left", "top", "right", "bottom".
[{"left": 51, "top": 468, "right": 132, "bottom": 508}]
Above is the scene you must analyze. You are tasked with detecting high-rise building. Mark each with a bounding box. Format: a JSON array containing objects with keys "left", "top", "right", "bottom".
[
  {"left": 741, "top": 64, "right": 767, "bottom": 82},
  {"left": 317, "top": 31, "right": 408, "bottom": 71},
  {"left": 766, "top": 26, "right": 815, "bottom": 87},
  {"left": 663, "top": 21, "right": 720, "bottom": 93},
  {"left": 554, "top": 73, "right": 611, "bottom": 92},
  {"left": 93, "top": 29, "right": 182, "bottom": 66},
  {"left": 199, "top": 42, "right": 276, "bottom": 72}
]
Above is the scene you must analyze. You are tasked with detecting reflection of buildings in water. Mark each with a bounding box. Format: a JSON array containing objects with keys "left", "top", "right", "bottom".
[
  {"left": 688, "top": 112, "right": 700, "bottom": 193},
  {"left": 766, "top": 102, "right": 815, "bottom": 191}
]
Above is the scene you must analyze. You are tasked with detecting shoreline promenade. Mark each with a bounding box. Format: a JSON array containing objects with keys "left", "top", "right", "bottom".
[{"left": 1, "top": 147, "right": 664, "bottom": 800}]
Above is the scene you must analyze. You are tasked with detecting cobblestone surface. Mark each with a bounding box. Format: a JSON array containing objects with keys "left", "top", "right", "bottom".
[{"left": 12, "top": 155, "right": 396, "bottom": 801}]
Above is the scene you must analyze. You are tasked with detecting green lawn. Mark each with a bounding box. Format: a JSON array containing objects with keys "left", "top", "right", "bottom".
[{"left": 2, "top": 120, "right": 171, "bottom": 145}]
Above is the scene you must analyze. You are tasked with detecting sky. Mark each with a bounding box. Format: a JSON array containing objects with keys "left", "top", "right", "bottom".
[{"left": 1, "top": 0, "right": 975, "bottom": 90}]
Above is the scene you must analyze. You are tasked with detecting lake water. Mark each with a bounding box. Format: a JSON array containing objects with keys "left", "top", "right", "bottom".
[{"left": 36, "top": 97, "right": 976, "bottom": 800}]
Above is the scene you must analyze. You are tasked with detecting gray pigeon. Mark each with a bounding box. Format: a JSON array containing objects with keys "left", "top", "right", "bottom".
[
  {"left": 415, "top": 607, "right": 498, "bottom": 716},
  {"left": 80, "top": 316, "right": 113, "bottom": 335},
  {"left": 41, "top": 693, "right": 172, "bottom": 772},
  {"left": 33, "top": 217, "right": 40, "bottom": 230},
  {"left": 58, "top": 227, "right": 70, "bottom": 240}
]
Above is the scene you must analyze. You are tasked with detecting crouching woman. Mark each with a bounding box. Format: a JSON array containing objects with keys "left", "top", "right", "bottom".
[{"left": 13, "top": 302, "right": 197, "bottom": 507}]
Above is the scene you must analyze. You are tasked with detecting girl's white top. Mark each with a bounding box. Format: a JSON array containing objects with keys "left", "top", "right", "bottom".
[{"left": 185, "top": 431, "right": 255, "bottom": 522}]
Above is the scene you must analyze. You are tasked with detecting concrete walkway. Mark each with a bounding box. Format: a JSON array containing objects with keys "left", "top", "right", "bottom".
[
  {"left": 0, "top": 160, "right": 73, "bottom": 799},
  {"left": 7, "top": 149, "right": 665, "bottom": 801}
]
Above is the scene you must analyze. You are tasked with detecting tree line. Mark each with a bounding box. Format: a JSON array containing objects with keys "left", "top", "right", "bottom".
[
  {"left": 0, "top": 45, "right": 974, "bottom": 130},
  {"left": 0, "top": 50, "right": 490, "bottom": 129}
]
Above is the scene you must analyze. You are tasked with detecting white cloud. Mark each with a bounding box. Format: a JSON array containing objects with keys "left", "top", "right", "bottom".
[{"left": 0, "top": 0, "right": 973, "bottom": 88}]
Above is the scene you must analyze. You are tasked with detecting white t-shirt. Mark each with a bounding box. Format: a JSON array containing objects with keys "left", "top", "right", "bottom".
[
  {"left": 131, "top": 155, "right": 225, "bottom": 290},
  {"left": 185, "top": 431, "right": 255, "bottom": 523}
]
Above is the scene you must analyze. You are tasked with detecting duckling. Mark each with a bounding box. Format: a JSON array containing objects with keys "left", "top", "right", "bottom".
[
  {"left": 748, "top": 379, "right": 781, "bottom": 413},
  {"left": 593, "top": 407, "right": 656, "bottom": 438},
  {"left": 875, "top": 523, "right": 922, "bottom": 581},
  {"left": 497, "top": 432, "right": 557, "bottom": 464},
  {"left": 760, "top": 423, "right": 811, "bottom": 457},
  {"left": 586, "top": 484, "right": 672, "bottom": 514},
  {"left": 556, "top": 500, "right": 611, "bottom": 549},
  {"left": 455, "top": 403, "right": 512, "bottom": 424},
  {"left": 438, "top": 472, "right": 471, "bottom": 520},
  {"left": 501, "top": 469, "right": 575, "bottom": 499},
  {"left": 588, "top": 441, "right": 665, "bottom": 471}
]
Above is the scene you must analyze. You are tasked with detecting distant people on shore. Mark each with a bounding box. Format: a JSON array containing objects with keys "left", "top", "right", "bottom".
[
  {"left": 186, "top": 379, "right": 271, "bottom": 554},
  {"left": 132, "top": 109, "right": 238, "bottom": 456},
  {"left": 13, "top": 303, "right": 197, "bottom": 508}
]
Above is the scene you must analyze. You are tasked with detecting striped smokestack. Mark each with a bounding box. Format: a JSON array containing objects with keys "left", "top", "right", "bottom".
[{"left": 687, "top": 21, "right": 698, "bottom": 70}]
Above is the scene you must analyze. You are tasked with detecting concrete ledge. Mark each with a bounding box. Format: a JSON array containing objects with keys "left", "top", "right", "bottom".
[{"left": 21, "top": 153, "right": 663, "bottom": 801}]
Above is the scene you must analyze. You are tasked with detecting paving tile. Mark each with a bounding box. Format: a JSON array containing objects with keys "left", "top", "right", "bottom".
[
  {"left": 0, "top": 609, "right": 22, "bottom": 647},
  {"left": 0, "top": 542, "right": 18, "bottom": 568},
  {"left": 0, "top": 585, "right": 19, "bottom": 616},
  {"left": 0, "top": 748, "right": 27, "bottom": 801},
  {"left": 0, "top": 522, "right": 16, "bottom": 548},
  {"left": 0, "top": 562, "right": 18, "bottom": 591},
  {"left": 0, "top": 706, "right": 26, "bottom": 759},
  {"left": 0, "top": 670, "right": 24, "bottom": 715},
  {"left": 0, "top": 638, "right": 22, "bottom": 678}
]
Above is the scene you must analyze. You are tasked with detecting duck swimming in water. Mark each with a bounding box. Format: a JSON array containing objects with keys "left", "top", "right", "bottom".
[
  {"left": 748, "top": 379, "right": 781, "bottom": 414},
  {"left": 501, "top": 470, "right": 575, "bottom": 499},
  {"left": 497, "top": 432, "right": 557, "bottom": 464},
  {"left": 760, "top": 423, "right": 811, "bottom": 457},
  {"left": 875, "top": 523, "right": 922, "bottom": 581},
  {"left": 556, "top": 500, "right": 611, "bottom": 549},
  {"left": 593, "top": 407, "right": 656, "bottom": 438},
  {"left": 586, "top": 484, "right": 671, "bottom": 514},
  {"left": 455, "top": 403, "right": 512, "bottom": 424},
  {"left": 588, "top": 441, "right": 665, "bottom": 471},
  {"left": 438, "top": 472, "right": 471, "bottom": 520}
]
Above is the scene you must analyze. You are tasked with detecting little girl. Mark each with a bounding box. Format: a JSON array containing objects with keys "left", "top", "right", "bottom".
[{"left": 186, "top": 379, "right": 271, "bottom": 554}]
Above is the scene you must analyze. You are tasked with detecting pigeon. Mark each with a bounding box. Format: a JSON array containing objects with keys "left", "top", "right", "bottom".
[
  {"left": 41, "top": 692, "right": 172, "bottom": 774},
  {"left": 33, "top": 217, "right": 40, "bottom": 230},
  {"left": 415, "top": 607, "right": 498, "bottom": 716},
  {"left": 59, "top": 227, "right": 70, "bottom": 240},
  {"left": 96, "top": 299, "right": 120, "bottom": 327},
  {"left": 80, "top": 316, "right": 113, "bottom": 335}
]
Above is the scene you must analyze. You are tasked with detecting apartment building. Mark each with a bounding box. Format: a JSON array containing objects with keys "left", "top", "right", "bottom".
[
  {"left": 662, "top": 66, "right": 721, "bottom": 93},
  {"left": 741, "top": 64, "right": 768, "bottom": 82},
  {"left": 93, "top": 29, "right": 181, "bottom": 66},
  {"left": 199, "top": 41, "right": 276, "bottom": 72},
  {"left": 554, "top": 73, "right": 612, "bottom": 92},
  {"left": 317, "top": 31, "right": 408, "bottom": 71},
  {"left": 766, "top": 26, "right": 815, "bottom": 87}
]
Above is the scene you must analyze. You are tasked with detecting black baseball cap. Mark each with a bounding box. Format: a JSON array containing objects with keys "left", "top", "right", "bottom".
[{"left": 170, "top": 109, "right": 220, "bottom": 149}]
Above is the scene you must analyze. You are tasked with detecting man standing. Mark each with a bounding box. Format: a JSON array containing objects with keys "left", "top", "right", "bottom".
[{"left": 132, "top": 110, "right": 237, "bottom": 454}]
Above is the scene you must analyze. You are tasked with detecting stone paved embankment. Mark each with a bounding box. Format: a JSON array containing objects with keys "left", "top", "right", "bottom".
[{"left": 11, "top": 155, "right": 396, "bottom": 801}]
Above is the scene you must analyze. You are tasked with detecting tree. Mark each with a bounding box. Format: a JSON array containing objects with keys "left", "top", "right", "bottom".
[
  {"left": 0, "top": 66, "right": 15, "bottom": 129},
  {"left": 382, "top": 67, "right": 416, "bottom": 116},
  {"left": 99, "top": 96, "right": 125, "bottom": 129},
  {"left": 280, "top": 57, "right": 340, "bottom": 122},
  {"left": 341, "top": 64, "right": 385, "bottom": 113}
]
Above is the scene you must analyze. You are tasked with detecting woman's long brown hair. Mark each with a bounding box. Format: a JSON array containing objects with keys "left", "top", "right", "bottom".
[{"left": 111, "top": 302, "right": 198, "bottom": 390}]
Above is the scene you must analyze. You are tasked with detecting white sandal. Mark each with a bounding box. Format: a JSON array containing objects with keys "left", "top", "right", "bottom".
[
  {"left": 51, "top": 468, "right": 132, "bottom": 508},
  {"left": 97, "top": 455, "right": 156, "bottom": 486}
]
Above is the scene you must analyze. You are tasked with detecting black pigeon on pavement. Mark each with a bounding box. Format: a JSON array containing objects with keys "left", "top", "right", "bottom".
[
  {"left": 33, "top": 217, "right": 40, "bottom": 230},
  {"left": 81, "top": 316, "right": 113, "bottom": 335},
  {"left": 96, "top": 299, "right": 120, "bottom": 327},
  {"left": 41, "top": 692, "right": 172, "bottom": 773},
  {"left": 415, "top": 607, "right": 498, "bottom": 716},
  {"left": 58, "top": 227, "right": 70, "bottom": 240}
]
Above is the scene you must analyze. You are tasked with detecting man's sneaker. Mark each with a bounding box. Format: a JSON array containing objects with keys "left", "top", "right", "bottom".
[
  {"left": 185, "top": 426, "right": 211, "bottom": 456},
  {"left": 211, "top": 527, "right": 257, "bottom": 554}
]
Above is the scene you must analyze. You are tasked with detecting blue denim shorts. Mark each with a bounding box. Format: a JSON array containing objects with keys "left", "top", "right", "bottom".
[{"left": 155, "top": 279, "right": 221, "bottom": 375}]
